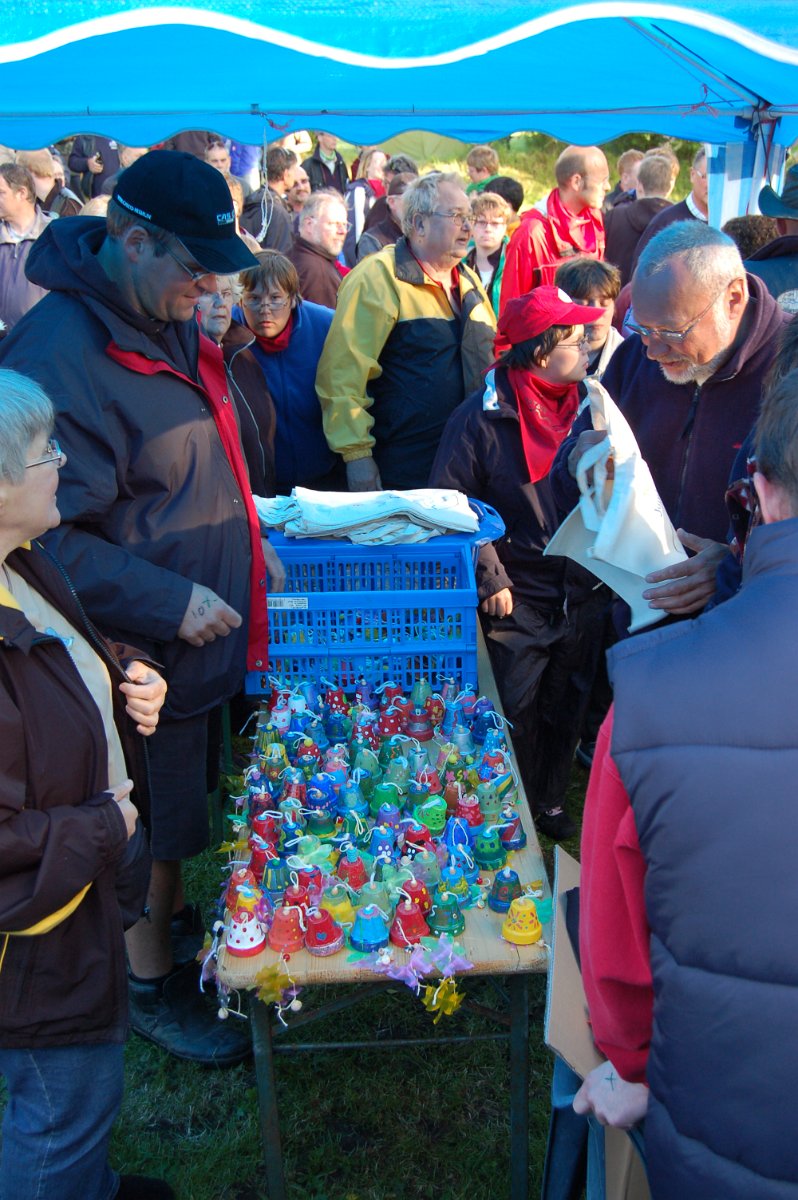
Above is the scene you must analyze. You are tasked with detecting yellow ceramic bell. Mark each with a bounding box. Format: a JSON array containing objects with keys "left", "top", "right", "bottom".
[
  {"left": 501, "top": 896, "right": 542, "bottom": 945},
  {"left": 319, "top": 884, "right": 356, "bottom": 926}
]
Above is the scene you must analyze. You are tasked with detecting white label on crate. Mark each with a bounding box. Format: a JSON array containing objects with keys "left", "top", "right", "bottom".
[{"left": 267, "top": 596, "right": 309, "bottom": 610}]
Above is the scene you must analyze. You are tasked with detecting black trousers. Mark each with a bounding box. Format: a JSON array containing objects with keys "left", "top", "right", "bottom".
[{"left": 480, "top": 601, "right": 589, "bottom": 815}]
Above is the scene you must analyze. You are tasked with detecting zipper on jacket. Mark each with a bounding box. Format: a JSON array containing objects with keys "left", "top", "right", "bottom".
[{"left": 675, "top": 384, "right": 700, "bottom": 528}]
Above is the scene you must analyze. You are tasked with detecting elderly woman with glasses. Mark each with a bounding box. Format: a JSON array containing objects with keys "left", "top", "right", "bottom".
[
  {"left": 0, "top": 370, "right": 170, "bottom": 1200},
  {"left": 430, "top": 286, "right": 603, "bottom": 842},
  {"left": 233, "top": 250, "right": 345, "bottom": 493}
]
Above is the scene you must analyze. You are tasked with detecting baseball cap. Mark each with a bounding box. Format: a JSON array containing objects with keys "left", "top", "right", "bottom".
[
  {"left": 112, "top": 149, "right": 258, "bottom": 274},
  {"left": 497, "top": 286, "right": 606, "bottom": 345},
  {"left": 759, "top": 165, "right": 798, "bottom": 220}
]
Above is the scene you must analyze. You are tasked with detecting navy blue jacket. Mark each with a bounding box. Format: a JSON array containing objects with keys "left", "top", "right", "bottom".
[
  {"left": 609, "top": 518, "right": 798, "bottom": 1199},
  {"left": 234, "top": 299, "right": 338, "bottom": 492}
]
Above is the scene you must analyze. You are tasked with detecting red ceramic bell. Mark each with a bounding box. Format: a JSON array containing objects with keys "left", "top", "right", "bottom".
[
  {"left": 225, "top": 866, "right": 257, "bottom": 911},
  {"left": 267, "top": 904, "right": 305, "bottom": 953},
  {"left": 455, "top": 794, "right": 483, "bottom": 830},
  {"left": 305, "top": 909, "right": 345, "bottom": 956},
  {"left": 282, "top": 882, "right": 311, "bottom": 916},
  {"left": 337, "top": 845, "right": 369, "bottom": 891},
  {"left": 403, "top": 876, "right": 433, "bottom": 914},
  {"left": 389, "top": 899, "right": 430, "bottom": 946},
  {"left": 378, "top": 681, "right": 403, "bottom": 708},
  {"left": 405, "top": 706, "right": 433, "bottom": 742}
]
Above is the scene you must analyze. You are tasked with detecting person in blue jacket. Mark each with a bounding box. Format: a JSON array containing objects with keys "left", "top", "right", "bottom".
[{"left": 234, "top": 250, "right": 345, "bottom": 493}]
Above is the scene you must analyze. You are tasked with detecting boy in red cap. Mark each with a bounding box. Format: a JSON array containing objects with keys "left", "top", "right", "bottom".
[{"left": 430, "top": 285, "right": 603, "bottom": 840}]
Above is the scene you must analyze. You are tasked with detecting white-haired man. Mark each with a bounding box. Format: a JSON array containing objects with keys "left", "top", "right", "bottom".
[
  {"left": 551, "top": 220, "right": 788, "bottom": 615},
  {"left": 316, "top": 171, "right": 496, "bottom": 490}
]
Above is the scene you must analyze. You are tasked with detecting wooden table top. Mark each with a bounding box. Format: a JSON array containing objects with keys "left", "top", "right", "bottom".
[{"left": 218, "top": 629, "right": 551, "bottom": 989}]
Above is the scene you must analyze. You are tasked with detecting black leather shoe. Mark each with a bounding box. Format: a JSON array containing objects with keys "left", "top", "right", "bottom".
[
  {"left": 535, "top": 807, "right": 577, "bottom": 841},
  {"left": 170, "top": 902, "right": 205, "bottom": 966},
  {"left": 115, "top": 1176, "right": 175, "bottom": 1199},
  {"left": 128, "top": 962, "right": 251, "bottom": 1067}
]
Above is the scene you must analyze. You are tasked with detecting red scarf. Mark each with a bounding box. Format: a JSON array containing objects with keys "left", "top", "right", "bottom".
[
  {"left": 509, "top": 367, "right": 579, "bottom": 483},
  {"left": 546, "top": 187, "right": 605, "bottom": 259},
  {"left": 254, "top": 312, "right": 294, "bottom": 353}
]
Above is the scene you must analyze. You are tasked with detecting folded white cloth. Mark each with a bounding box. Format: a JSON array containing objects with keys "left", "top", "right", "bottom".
[
  {"left": 254, "top": 488, "right": 478, "bottom": 544},
  {"left": 545, "top": 377, "right": 687, "bottom": 633}
]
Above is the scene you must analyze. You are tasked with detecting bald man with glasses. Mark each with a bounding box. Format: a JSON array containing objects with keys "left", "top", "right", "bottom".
[{"left": 551, "top": 219, "right": 788, "bottom": 618}]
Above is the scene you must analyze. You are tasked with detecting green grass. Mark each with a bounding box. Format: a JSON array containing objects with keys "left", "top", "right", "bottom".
[{"left": 105, "top": 759, "right": 593, "bottom": 1200}]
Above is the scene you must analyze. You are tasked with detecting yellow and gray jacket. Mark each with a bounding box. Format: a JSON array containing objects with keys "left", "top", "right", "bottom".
[{"left": 317, "top": 237, "right": 496, "bottom": 489}]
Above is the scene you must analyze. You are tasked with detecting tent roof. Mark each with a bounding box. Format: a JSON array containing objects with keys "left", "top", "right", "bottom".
[{"left": 2, "top": 1, "right": 798, "bottom": 147}]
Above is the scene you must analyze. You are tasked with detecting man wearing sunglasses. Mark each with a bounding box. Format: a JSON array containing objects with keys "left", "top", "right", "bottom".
[
  {"left": 551, "top": 219, "right": 788, "bottom": 617},
  {"left": 0, "top": 150, "right": 269, "bottom": 1067}
]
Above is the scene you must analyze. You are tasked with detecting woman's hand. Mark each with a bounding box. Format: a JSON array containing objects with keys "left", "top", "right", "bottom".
[{"left": 119, "top": 662, "right": 167, "bottom": 735}]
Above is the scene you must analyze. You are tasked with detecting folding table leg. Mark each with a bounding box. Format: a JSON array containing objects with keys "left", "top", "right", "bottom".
[
  {"left": 250, "top": 998, "right": 287, "bottom": 1200},
  {"left": 508, "top": 973, "right": 531, "bottom": 1200}
]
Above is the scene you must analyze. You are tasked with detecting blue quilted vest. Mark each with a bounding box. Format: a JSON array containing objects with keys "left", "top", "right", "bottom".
[{"left": 609, "top": 518, "right": 798, "bottom": 1199}]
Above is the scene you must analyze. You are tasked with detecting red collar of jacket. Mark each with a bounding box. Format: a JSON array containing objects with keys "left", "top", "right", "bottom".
[{"left": 105, "top": 334, "right": 269, "bottom": 672}]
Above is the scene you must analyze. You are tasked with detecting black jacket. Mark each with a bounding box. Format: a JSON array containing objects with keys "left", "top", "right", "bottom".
[
  {"left": 303, "top": 146, "right": 349, "bottom": 195},
  {"left": 429, "top": 370, "right": 592, "bottom": 610},
  {"left": 745, "top": 234, "right": 798, "bottom": 301},
  {"left": 0, "top": 217, "right": 257, "bottom": 717}
]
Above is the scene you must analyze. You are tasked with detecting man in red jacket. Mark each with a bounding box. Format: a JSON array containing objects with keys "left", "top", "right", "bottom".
[{"left": 499, "top": 145, "right": 610, "bottom": 309}]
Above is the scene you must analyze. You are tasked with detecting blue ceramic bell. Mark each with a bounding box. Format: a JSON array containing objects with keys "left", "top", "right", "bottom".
[{"left": 348, "top": 903, "right": 390, "bottom": 953}]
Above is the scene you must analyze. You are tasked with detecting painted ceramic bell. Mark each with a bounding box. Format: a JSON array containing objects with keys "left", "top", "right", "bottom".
[
  {"left": 402, "top": 876, "right": 433, "bottom": 914},
  {"left": 254, "top": 718, "right": 281, "bottom": 755},
  {"left": 267, "top": 904, "right": 305, "bottom": 953},
  {"left": 384, "top": 756, "right": 411, "bottom": 793},
  {"left": 225, "top": 866, "right": 257, "bottom": 912},
  {"left": 306, "top": 773, "right": 338, "bottom": 812},
  {"left": 336, "top": 778, "right": 368, "bottom": 818},
  {"left": 502, "top": 897, "right": 542, "bottom": 945},
  {"left": 354, "top": 676, "right": 376, "bottom": 710},
  {"left": 304, "top": 908, "right": 345, "bottom": 956},
  {"left": 473, "top": 826, "right": 507, "bottom": 871},
  {"left": 352, "top": 744, "right": 381, "bottom": 782},
  {"left": 413, "top": 796, "right": 447, "bottom": 837},
  {"left": 304, "top": 716, "right": 329, "bottom": 754},
  {"left": 440, "top": 698, "right": 465, "bottom": 739},
  {"left": 438, "top": 864, "right": 470, "bottom": 905},
  {"left": 424, "top": 693, "right": 445, "bottom": 728},
  {"left": 322, "top": 745, "right": 350, "bottom": 791},
  {"left": 280, "top": 767, "right": 307, "bottom": 804},
  {"left": 377, "top": 706, "right": 404, "bottom": 740},
  {"left": 392, "top": 695, "right": 413, "bottom": 727},
  {"left": 405, "top": 743, "right": 428, "bottom": 776},
  {"left": 248, "top": 838, "right": 277, "bottom": 885},
  {"left": 251, "top": 810, "right": 278, "bottom": 844},
  {"left": 443, "top": 816, "right": 472, "bottom": 856},
  {"left": 278, "top": 796, "right": 304, "bottom": 825},
  {"left": 476, "top": 781, "right": 504, "bottom": 826},
  {"left": 368, "top": 824, "right": 397, "bottom": 865},
  {"left": 356, "top": 879, "right": 391, "bottom": 914},
  {"left": 262, "top": 858, "right": 291, "bottom": 899},
  {"left": 434, "top": 740, "right": 458, "bottom": 771},
  {"left": 349, "top": 903, "right": 390, "bottom": 953},
  {"left": 443, "top": 779, "right": 463, "bottom": 817},
  {"left": 325, "top": 711, "right": 352, "bottom": 742},
  {"left": 426, "top": 891, "right": 466, "bottom": 937},
  {"left": 296, "top": 865, "right": 324, "bottom": 897},
  {"left": 410, "top": 677, "right": 432, "bottom": 708},
  {"left": 450, "top": 842, "right": 480, "bottom": 885},
  {"left": 320, "top": 884, "right": 356, "bottom": 926},
  {"left": 270, "top": 700, "right": 291, "bottom": 734},
  {"left": 400, "top": 820, "right": 435, "bottom": 860},
  {"left": 499, "top": 807, "right": 527, "bottom": 850},
  {"left": 376, "top": 802, "right": 402, "bottom": 830},
  {"left": 455, "top": 795, "right": 484, "bottom": 838},
  {"left": 304, "top": 809, "right": 338, "bottom": 841},
  {"left": 410, "top": 849, "right": 442, "bottom": 889},
  {"left": 323, "top": 682, "right": 349, "bottom": 715},
  {"left": 415, "top": 764, "right": 442, "bottom": 796},
  {"left": 282, "top": 881, "right": 311, "bottom": 916},
  {"left": 340, "top": 810, "right": 371, "bottom": 847},
  {"left": 226, "top": 886, "right": 268, "bottom": 957},
  {"left": 294, "top": 742, "right": 322, "bottom": 779},
  {"left": 377, "top": 680, "right": 403, "bottom": 708},
  {"left": 458, "top": 683, "right": 478, "bottom": 717},
  {"left": 405, "top": 707, "right": 434, "bottom": 742},
  {"left": 488, "top": 868, "right": 523, "bottom": 913},
  {"left": 470, "top": 705, "right": 498, "bottom": 745},
  {"left": 390, "top": 899, "right": 430, "bottom": 946},
  {"left": 451, "top": 723, "right": 476, "bottom": 756},
  {"left": 370, "top": 780, "right": 401, "bottom": 818},
  {"left": 336, "top": 845, "right": 369, "bottom": 891},
  {"left": 297, "top": 679, "right": 320, "bottom": 713}
]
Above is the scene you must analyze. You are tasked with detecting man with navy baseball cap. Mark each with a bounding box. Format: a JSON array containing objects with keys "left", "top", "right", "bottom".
[{"left": 0, "top": 148, "right": 274, "bottom": 1065}]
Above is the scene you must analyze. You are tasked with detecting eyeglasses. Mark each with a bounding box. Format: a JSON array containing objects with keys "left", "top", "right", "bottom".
[
  {"left": 473, "top": 219, "right": 507, "bottom": 230},
  {"left": 431, "top": 211, "right": 472, "bottom": 228},
  {"left": 163, "top": 239, "right": 212, "bottom": 283},
  {"left": 552, "top": 337, "right": 590, "bottom": 352},
  {"left": 626, "top": 288, "right": 724, "bottom": 344},
  {"left": 317, "top": 219, "right": 351, "bottom": 233},
  {"left": 26, "top": 438, "right": 64, "bottom": 469},
  {"left": 242, "top": 293, "right": 291, "bottom": 312},
  {"left": 207, "top": 288, "right": 234, "bottom": 304}
]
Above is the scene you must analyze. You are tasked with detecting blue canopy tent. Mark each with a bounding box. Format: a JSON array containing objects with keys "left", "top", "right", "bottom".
[{"left": 1, "top": 1, "right": 797, "bottom": 215}]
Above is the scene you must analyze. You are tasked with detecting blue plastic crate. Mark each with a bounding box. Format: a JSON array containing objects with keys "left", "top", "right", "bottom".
[{"left": 246, "top": 530, "right": 481, "bottom": 695}]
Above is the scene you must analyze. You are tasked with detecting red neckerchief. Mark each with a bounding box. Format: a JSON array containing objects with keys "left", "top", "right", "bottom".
[
  {"left": 333, "top": 259, "right": 351, "bottom": 280},
  {"left": 546, "top": 188, "right": 606, "bottom": 259},
  {"left": 254, "top": 311, "right": 294, "bottom": 353},
  {"left": 509, "top": 367, "right": 579, "bottom": 483},
  {"left": 369, "top": 179, "right": 386, "bottom": 199}
]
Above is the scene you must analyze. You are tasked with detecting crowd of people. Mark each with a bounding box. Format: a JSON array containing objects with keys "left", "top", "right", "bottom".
[{"left": 1, "top": 127, "right": 797, "bottom": 1199}]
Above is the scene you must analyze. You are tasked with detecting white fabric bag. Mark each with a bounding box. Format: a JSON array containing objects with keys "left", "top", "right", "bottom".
[{"left": 544, "top": 377, "right": 687, "bottom": 633}]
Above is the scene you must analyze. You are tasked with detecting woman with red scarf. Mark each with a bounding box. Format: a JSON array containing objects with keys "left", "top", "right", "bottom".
[
  {"left": 429, "top": 286, "right": 603, "bottom": 840},
  {"left": 233, "top": 250, "right": 346, "bottom": 494}
]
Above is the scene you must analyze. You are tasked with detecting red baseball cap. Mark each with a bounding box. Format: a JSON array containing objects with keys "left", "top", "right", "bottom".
[{"left": 497, "top": 286, "right": 606, "bottom": 345}]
